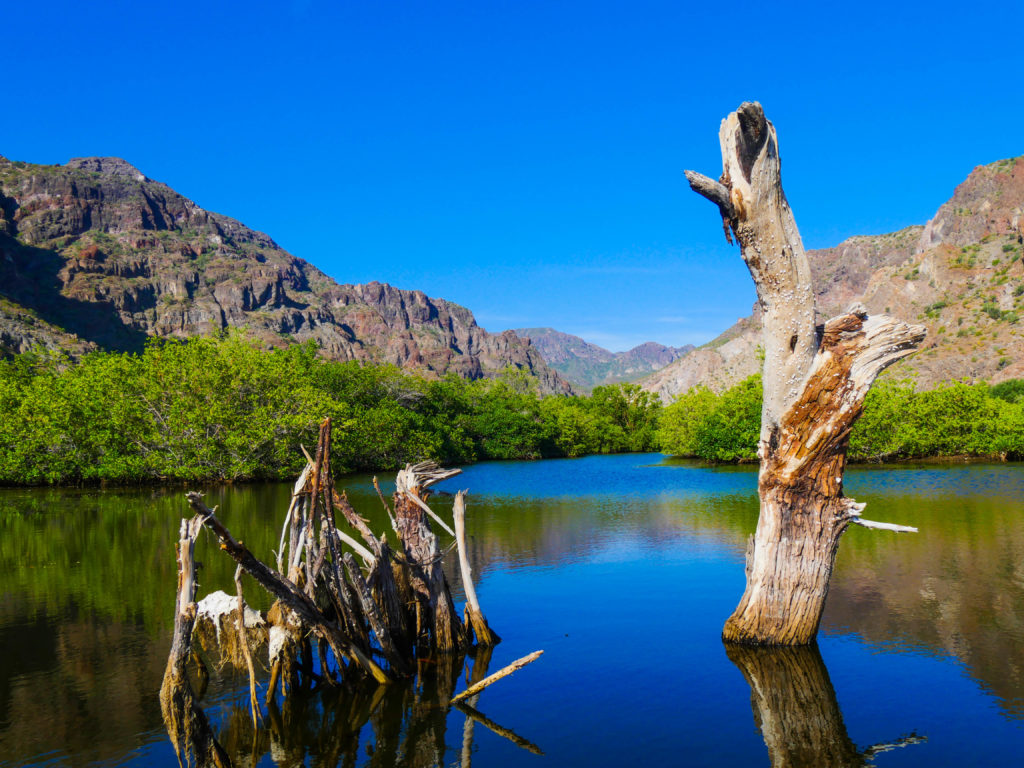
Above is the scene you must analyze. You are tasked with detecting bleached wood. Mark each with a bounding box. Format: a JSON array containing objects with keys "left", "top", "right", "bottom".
[
  {"left": 453, "top": 490, "right": 500, "bottom": 646},
  {"left": 450, "top": 650, "right": 543, "bottom": 704},
  {"left": 716, "top": 102, "right": 818, "bottom": 446},
  {"left": 397, "top": 462, "right": 459, "bottom": 537},
  {"left": 453, "top": 491, "right": 482, "bottom": 614},
  {"left": 334, "top": 528, "right": 376, "bottom": 565},
  {"left": 850, "top": 518, "right": 919, "bottom": 533},
  {"left": 277, "top": 462, "right": 312, "bottom": 572}
]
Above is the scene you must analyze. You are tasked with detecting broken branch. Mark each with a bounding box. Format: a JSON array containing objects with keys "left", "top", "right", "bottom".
[{"left": 451, "top": 650, "right": 543, "bottom": 704}]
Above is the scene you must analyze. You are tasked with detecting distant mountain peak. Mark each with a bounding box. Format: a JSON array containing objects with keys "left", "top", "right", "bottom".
[{"left": 513, "top": 327, "right": 692, "bottom": 390}]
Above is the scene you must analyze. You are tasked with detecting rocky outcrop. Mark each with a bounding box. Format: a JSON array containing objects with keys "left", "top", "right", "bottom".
[
  {"left": 643, "top": 156, "right": 1024, "bottom": 400},
  {"left": 513, "top": 327, "right": 692, "bottom": 391},
  {"left": 641, "top": 314, "right": 761, "bottom": 400},
  {"left": 809, "top": 226, "right": 923, "bottom": 318},
  {"left": 0, "top": 155, "right": 569, "bottom": 393}
]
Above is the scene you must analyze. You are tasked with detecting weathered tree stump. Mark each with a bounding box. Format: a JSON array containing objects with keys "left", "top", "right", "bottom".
[
  {"left": 159, "top": 516, "right": 230, "bottom": 768},
  {"left": 686, "top": 102, "right": 925, "bottom": 645},
  {"left": 393, "top": 462, "right": 468, "bottom": 653}
]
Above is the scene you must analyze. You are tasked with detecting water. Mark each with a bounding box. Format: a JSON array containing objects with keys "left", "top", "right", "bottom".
[{"left": 1, "top": 454, "right": 1023, "bottom": 766}]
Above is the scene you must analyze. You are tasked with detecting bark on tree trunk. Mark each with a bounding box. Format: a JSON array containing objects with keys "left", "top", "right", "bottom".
[
  {"left": 393, "top": 472, "right": 467, "bottom": 653},
  {"left": 686, "top": 102, "right": 926, "bottom": 645}
]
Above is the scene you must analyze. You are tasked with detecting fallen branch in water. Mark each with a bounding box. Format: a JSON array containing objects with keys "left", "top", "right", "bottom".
[
  {"left": 451, "top": 650, "right": 544, "bottom": 704},
  {"left": 862, "top": 733, "right": 928, "bottom": 757}
]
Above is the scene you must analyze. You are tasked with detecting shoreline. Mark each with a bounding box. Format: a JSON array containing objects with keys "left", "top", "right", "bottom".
[{"left": 2, "top": 450, "right": 1020, "bottom": 491}]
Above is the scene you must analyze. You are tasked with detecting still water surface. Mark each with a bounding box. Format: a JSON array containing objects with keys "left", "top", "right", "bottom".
[{"left": 1, "top": 454, "right": 1023, "bottom": 766}]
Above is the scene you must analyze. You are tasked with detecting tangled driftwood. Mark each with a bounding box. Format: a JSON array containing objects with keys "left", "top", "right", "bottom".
[{"left": 160, "top": 417, "right": 540, "bottom": 766}]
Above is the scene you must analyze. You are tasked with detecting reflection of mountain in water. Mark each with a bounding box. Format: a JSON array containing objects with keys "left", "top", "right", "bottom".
[{"left": 821, "top": 485, "right": 1024, "bottom": 718}]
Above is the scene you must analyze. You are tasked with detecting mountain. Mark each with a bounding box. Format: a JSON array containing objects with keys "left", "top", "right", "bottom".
[
  {"left": 643, "top": 156, "right": 1024, "bottom": 400},
  {"left": 513, "top": 327, "right": 692, "bottom": 391},
  {"left": 0, "top": 155, "right": 570, "bottom": 393}
]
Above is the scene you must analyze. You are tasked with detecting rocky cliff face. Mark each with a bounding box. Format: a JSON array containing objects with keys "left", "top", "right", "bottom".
[
  {"left": 0, "top": 155, "right": 569, "bottom": 393},
  {"left": 513, "top": 327, "right": 692, "bottom": 391},
  {"left": 643, "top": 156, "right": 1024, "bottom": 400}
]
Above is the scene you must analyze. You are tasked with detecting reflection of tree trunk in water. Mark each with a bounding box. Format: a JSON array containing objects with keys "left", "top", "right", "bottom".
[
  {"left": 728, "top": 644, "right": 864, "bottom": 768},
  {"left": 727, "top": 644, "right": 925, "bottom": 768},
  {"left": 365, "top": 653, "right": 466, "bottom": 768},
  {"left": 460, "top": 646, "right": 495, "bottom": 768},
  {"left": 398, "top": 654, "right": 463, "bottom": 767}
]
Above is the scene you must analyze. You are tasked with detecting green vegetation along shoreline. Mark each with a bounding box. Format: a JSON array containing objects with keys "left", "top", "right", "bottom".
[
  {"left": 658, "top": 374, "right": 1024, "bottom": 463},
  {"left": 2, "top": 333, "right": 1021, "bottom": 487},
  {"left": 0, "top": 333, "right": 661, "bottom": 486}
]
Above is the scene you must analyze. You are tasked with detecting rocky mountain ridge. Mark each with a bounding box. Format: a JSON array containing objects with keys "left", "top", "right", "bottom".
[
  {"left": 0, "top": 155, "right": 570, "bottom": 393},
  {"left": 643, "top": 156, "right": 1024, "bottom": 400},
  {"left": 513, "top": 327, "right": 692, "bottom": 391}
]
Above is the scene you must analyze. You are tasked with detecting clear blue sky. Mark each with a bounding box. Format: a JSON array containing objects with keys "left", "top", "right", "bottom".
[{"left": 5, "top": 1, "right": 1023, "bottom": 351}]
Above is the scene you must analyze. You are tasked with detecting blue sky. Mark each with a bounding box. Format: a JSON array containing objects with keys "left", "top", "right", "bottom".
[{"left": 5, "top": 1, "right": 1023, "bottom": 351}]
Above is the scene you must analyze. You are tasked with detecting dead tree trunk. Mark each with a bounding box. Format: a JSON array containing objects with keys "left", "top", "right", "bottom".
[
  {"left": 394, "top": 462, "right": 468, "bottom": 653},
  {"left": 453, "top": 490, "right": 500, "bottom": 647},
  {"left": 686, "top": 102, "right": 926, "bottom": 645},
  {"left": 160, "top": 515, "right": 230, "bottom": 768}
]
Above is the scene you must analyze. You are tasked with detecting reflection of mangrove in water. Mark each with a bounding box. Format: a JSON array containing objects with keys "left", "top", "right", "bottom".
[
  {"left": 727, "top": 644, "right": 925, "bottom": 767},
  {"left": 171, "top": 645, "right": 540, "bottom": 767},
  {"left": 822, "top": 490, "right": 1024, "bottom": 718}
]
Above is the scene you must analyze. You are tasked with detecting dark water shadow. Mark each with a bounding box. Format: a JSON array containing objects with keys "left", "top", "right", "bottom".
[{"left": 726, "top": 644, "right": 925, "bottom": 767}]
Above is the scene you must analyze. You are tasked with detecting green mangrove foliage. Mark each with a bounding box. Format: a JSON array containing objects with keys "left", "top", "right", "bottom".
[
  {"left": 0, "top": 334, "right": 662, "bottom": 485},
  {"left": 658, "top": 374, "right": 1024, "bottom": 462},
  {"left": 6, "top": 334, "right": 1019, "bottom": 484}
]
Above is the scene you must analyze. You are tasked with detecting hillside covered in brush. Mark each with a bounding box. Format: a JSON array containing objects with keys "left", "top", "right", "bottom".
[{"left": 644, "top": 157, "right": 1024, "bottom": 400}]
